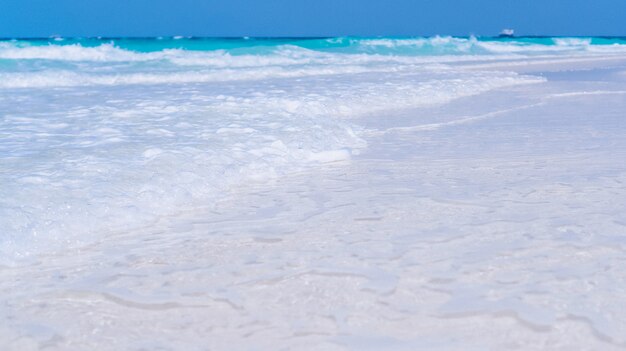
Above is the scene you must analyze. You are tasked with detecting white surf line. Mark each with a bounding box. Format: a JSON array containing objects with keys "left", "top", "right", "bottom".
[
  {"left": 459, "top": 54, "right": 626, "bottom": 71},
  {"left": 372, "top": 89, "right": 626, "bottom": 136},
  {"left": 545, "top": 90, "right": 626, "bottom": 98},
  {"left": 373, "top": 102, "right": 546, "bottom": 135}
]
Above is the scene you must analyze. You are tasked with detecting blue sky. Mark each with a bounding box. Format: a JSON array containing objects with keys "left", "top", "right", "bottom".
[{"left": 1, "top": 0, "right": 625, "bottom": 37}]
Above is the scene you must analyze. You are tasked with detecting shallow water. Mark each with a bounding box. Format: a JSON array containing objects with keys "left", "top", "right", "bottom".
[
  {"left": 2, "top": 37, "right": 626, "bottom": 349},
  {"left": 1, "top": 37, "right": 556, "bottom": 261}
]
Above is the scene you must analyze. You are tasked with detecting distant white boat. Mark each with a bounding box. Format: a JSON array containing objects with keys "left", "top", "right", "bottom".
[{"left": 499, "top": 29, "right": 515, "bottom": 37}]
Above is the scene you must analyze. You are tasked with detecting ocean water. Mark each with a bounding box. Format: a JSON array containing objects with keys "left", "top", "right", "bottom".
[
  {"left": 2, "top": 36, "right": 626, "bottom": 349},
  {"left": 2, "top": 36, "right": 626, "bottom": 262}
]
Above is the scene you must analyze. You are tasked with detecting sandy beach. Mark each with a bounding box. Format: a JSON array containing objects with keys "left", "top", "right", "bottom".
[{"left": 2, "top": 38, "right": 626, "bottom": 349}]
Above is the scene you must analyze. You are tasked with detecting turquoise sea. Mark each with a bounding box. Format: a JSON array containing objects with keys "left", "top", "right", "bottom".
[{"left": 2, "top": 36, "right": 626, "bottom": 55}]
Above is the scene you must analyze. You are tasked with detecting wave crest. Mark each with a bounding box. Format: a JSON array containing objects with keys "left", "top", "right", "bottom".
[{"left": 2, "top": 37, "right": 626, "bottom": 66}]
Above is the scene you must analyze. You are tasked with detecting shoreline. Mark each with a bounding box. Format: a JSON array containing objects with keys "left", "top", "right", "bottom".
[{"left": 2, "top": 51, "right": 626, "bottom": 349}]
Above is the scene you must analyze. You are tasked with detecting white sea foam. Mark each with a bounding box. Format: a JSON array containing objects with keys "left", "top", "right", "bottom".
[
  {"left": 0, "top": 67, "right": 384, "bottom": 88},
  {"left": 0, "top": 41, "right": 551, "bottom": 90},
  {"left": 358, "top": 36, "right": 626, "bottom": 55},
  {"left": 358, "top": 36, "right": 477, "bottom": 50},
  {"left": 0, "top": 42, "right": 481, "bottom": 66},
  {"left": 2, "top": 38, "right": 625, "bottom": 68},
  {"left": 0, "top": 89, "right": 365, "bottom": 261},
  {"left": 553, "top": 37, "right": 592, "bottom": 46},
  {"left": 0, "top": 42, "right": 144, "bottom": 61},
  {"left": 0, "top": 49, "right": 543, "bottom": 262}
]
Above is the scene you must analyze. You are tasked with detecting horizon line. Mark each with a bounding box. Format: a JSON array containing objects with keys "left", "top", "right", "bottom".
[{"left": 2, "top": 35, "right": 626, "bottom": 41}]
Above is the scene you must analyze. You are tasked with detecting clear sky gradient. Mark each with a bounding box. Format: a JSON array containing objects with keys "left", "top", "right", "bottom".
[{"left": 1, "top": 0, "right": 625, "bottom": 38}]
